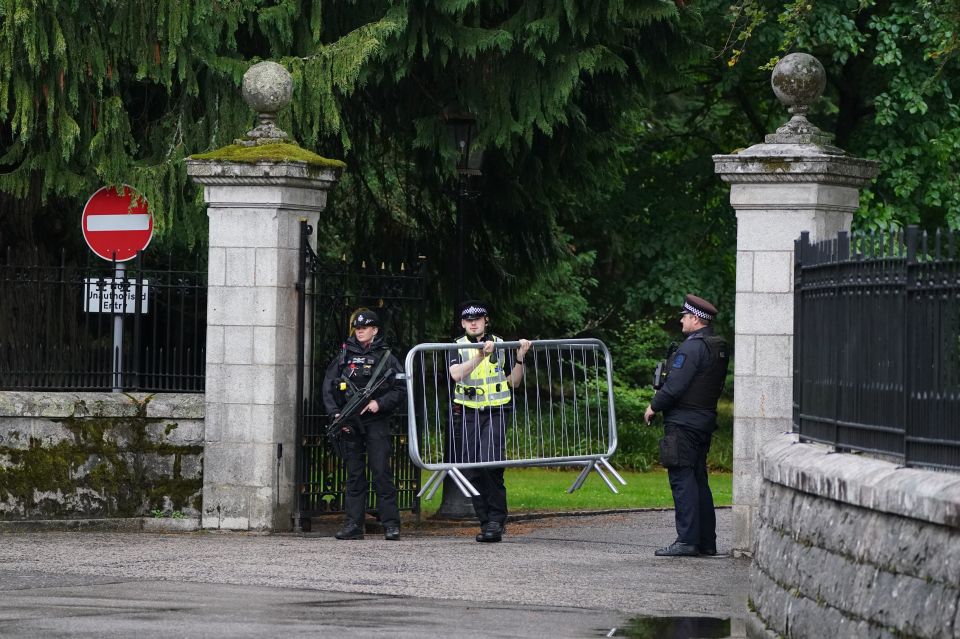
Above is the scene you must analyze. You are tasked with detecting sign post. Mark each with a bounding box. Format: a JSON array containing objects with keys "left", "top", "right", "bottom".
[{"left": 81, "top": 186, "right": 154, "bottom": 391}]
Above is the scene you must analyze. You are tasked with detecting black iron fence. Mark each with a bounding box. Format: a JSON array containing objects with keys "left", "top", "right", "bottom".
[
  {"left": 0, "top": 248, "right": 206, "bottom": 392},
  {"left": 794, "top": 227, "right": 960, "bottom": 471}
]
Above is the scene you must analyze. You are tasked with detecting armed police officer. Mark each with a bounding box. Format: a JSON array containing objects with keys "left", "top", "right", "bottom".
[
  {"left": 322, "top": 310, "right": 405, "bottom": 541},
  {"left": 448, "top": 301, "right": 531, "bottom": 543},
  {"left": 644, "top": 294, "right": 729, "bottom": 557}
]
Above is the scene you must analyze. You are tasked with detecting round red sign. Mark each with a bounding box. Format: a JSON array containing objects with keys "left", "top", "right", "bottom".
[{"left": 81, "top": 185, "right": 154, "bottom": 262}]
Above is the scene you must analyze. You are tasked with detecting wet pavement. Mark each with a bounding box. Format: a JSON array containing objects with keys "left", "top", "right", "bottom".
[{"left": 0, "top": 509, "right": 749, "bottom": 638}]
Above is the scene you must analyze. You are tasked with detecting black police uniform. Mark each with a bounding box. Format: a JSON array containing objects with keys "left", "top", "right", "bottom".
[
  {"left": 321, "top": 334, "right": 404, "bottom": 532},
  {"left": 448, "top": 335, "right": 517, "bottom": 532},
  {"left": 650, "top": 324, "right": 729, "bottom": 553}
]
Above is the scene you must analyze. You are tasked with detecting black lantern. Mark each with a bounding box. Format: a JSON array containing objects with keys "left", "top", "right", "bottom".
[{"left": 443, "top": 109, "right": 483, "bottom": 176}]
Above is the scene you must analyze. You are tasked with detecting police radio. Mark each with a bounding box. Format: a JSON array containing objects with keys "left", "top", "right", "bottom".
[{"left": 653, "top": 342, "right": 679, "bottom": 390}]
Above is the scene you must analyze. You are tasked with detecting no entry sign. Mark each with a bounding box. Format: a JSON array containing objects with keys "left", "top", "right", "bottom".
[{"left": 81, "top": 185, "right": 153, "bottom": 262}]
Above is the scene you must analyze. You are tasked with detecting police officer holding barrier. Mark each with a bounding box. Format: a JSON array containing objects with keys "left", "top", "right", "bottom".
[
  {"left": 448, "top": 301, "right": 531, "bottom": 543},
  {"left": 322, "top": 310, "right": 405, "bottom": 541},
  {"left": 644, "top": 294, "right": 729, "bottom": 557}
]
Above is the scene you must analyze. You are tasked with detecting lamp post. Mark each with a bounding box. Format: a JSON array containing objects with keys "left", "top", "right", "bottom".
[
  {"left": 437, "top": 108, "right": 483, "bottom": 520},
  {"left": 443, "top": 109, "right": 483, "bottom": 327}
]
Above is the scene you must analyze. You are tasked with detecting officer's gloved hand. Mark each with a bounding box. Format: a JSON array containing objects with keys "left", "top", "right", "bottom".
[{"left": 482, "top": 339, "right": 497, "bottom": 363}]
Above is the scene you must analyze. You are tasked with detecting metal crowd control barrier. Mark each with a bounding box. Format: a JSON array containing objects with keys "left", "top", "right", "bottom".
[{"left": 404, "top": 339, "right": 624, "bottom": 499}]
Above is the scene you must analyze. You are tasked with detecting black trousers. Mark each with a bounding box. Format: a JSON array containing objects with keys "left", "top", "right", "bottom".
[
  {"left": 450, "top": 406, "right": 508, "bottom": 525},
  {"left": 342, "top": 419, "right": 400, "bottom": 528},
  {"left": 665, "top": 425, "right": 716, "bottom": 550}
]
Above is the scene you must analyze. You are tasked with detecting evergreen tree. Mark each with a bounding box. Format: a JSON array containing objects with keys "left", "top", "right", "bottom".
[{"left": 0, "top": 1, "right": 686, "bottom": 314}]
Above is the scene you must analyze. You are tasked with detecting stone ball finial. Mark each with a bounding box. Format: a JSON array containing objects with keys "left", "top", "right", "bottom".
[
  {"left": 763, "top": 52, "right": 838, "bottom": 149},
  {"left": 238, "top": 61, "right": 293, "bottom": 146},
  {"left": 242, "top": 61, "right": 293, "bottom": 114},
  {"left": 771, "top": 53, "right": 826, "bottom": 114}
]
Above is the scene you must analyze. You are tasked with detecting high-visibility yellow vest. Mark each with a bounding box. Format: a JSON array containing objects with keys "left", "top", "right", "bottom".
[{"left": 453, "top": 335, "right": 511, "bottom": 408}]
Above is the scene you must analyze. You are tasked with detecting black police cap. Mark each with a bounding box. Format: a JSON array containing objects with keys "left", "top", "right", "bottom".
[
  {"left": 459, "top": 300, "right": 490, "bottom": 320},
  {"left": 681, "top": 294, "right": 718, "bottom": 321},
  {"left": 352, "top": 310, "right": 380, "bottom": 327}
]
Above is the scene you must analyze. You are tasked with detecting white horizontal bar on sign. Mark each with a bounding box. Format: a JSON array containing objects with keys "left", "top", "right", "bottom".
[{"left": 86, "top": 214, "right": 151, "bottom": 232}]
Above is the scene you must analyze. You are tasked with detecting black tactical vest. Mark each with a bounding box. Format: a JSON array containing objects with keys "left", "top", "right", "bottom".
[{"left": 677, "top": 335, "right": 729, "bottom": 410}]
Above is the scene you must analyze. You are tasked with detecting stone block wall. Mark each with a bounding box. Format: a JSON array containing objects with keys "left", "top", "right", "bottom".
[
  {"left": 748, "top": 434, "right": 960, "bottom": 638},
  {"left": 0, "top": 391, "right": 204, "bottom": 520}
]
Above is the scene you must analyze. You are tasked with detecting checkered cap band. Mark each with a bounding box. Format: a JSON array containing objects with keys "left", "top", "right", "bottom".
[
  {"left": 461, "top": 305, "right": 488, "bottom": 318},
  {"left": 682, "top": 301, "right": 714, "bottom": 321}
]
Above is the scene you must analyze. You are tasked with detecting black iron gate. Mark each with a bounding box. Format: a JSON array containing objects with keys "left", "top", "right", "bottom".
[{"left": 293, "top": 221, "right": 426, "bottom": 530}]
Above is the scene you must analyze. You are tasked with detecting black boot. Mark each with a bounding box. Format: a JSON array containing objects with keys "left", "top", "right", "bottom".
[
  {"left": 335, "top": 522, "right": 364, "bottom": 540},
  {"left": 384, "top": 526, "right": 400, "bottom": 541},
  {"left": 654, "top": 541, "right": 699, "bottom": 556},
  {"left": 476, "top": 521, "right": 504, "bottom": 543}
]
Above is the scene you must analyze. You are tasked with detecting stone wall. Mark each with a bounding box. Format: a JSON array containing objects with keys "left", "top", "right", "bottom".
[
  {"left": 0, "top": 391, "right": 204, "bottom": 521},
  {"left": 748, "top": 434, "right": 960, "bottom": 638}
]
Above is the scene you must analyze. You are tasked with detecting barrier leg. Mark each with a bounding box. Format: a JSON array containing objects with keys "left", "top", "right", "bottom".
[
  {"left": 419, "top": 470, "right": 446, "bottom": 499},
  {"left": 599, "top": 457, "right": 627, "bottom": 486},
  {"left": 567, "top": 461, "right": 595, "bottom": 493},
  {"left": 593, "top": 463, "right": 619, "bottom": 494},
  {"left": 566, "top": 459, "right": 622, "bottom": 494},
  {"left": 448, "top": 466, "right": 480, "bottom": 498}
]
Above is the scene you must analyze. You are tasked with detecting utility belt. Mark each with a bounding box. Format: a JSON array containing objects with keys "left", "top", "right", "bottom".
[
  {"left": 453, "top": 382, "right": 511, "bottom": 408},
  {"left": 455, "top": 383, "right": 509, "bottom": 398}
]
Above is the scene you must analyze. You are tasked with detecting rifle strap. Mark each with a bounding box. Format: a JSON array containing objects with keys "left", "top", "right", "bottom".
[{"left": 362, "top": 348, "right": 392, "bottom": 395}]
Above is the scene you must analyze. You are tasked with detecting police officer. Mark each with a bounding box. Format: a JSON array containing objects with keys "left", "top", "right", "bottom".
[
  {"left": 322, "top": 310, "right": 405, "bottom": 541},
  {"left": 644, "top": 294, "right": 729, "bottom": 557},
  {"left": 448, "top": 301, "right": 531, "bottom": 542}
]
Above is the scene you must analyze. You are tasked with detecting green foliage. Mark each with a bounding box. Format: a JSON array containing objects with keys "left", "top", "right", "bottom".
[
  {"left": 502, "top": 234, "right": 598, "bottom": 337},
  {"left": 562, "top": 0, "right": 960, "bottom": 341},
  {"left": 151, "top": 508, "right": 186, "bottom": 519},
  {"left": 715, "top": 0, "right": 960, "bottom": 231},
  {"left": 0, "top": 0, "right": 692, "bottom": 341},
  {"left": 311, "top": 0, "right": 693, "bottom": 336},
  {"left": 614, "top": 398, "right": 734, "bottom": 473},
  {"left": 614, "top": 421, "right": 663, "bottom": 472},
  {"left": 4, "top": 0, "right": 959, "bottom": 368}
]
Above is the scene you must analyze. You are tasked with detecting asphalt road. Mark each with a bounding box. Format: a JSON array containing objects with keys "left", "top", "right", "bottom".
[{"left": 0, "top": 509, "right": 749, "bottom": 638}]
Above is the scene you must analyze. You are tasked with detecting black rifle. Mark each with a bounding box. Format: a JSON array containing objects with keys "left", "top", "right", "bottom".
[
  {"left": 653, "top": 342, "right": 679, "bottom": 390},
  {"left": 325, "top": 352, "right": 394, "bottom": 456}
]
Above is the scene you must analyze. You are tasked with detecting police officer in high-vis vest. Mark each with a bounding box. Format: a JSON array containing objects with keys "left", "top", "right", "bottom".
[
  {"left": 448, "top": 301, "right": 531, "bottom": 542},
  {"left": 644, "top": 294, "right": 729, "bottom": 557},
  {"left": 322, "top": 310, "right": 405, "bottom": 541}
]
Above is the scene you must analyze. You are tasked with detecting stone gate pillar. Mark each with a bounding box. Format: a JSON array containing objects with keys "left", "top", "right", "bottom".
[
  {"left": 712, "top": 54, "right": 878, "bottom": 555},
  {"left": 187, "top": 62, "right": 343, "bottom": 531}
]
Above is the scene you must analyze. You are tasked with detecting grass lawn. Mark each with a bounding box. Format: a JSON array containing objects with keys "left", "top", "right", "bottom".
[{"left": 418, "top": 467, "right": 732, "bottom": 515}]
